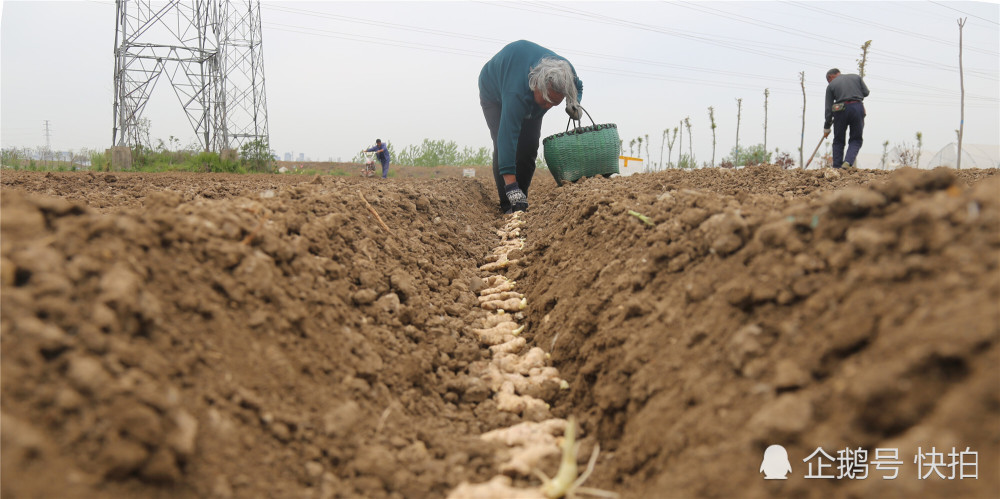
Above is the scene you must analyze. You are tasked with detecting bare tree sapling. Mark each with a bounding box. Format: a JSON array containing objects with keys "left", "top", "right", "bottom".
[
  {"left": 708, "top": 106, "right": 717, "bottom": 167},
  {"left": 763, "top": 88, "right": 770, "bottom": 151},
  {"left": 678, "top": 120, "right": 684, "bottom": 167},
  {"left": 659, "top": 129, "right": 667, "bottom": 170},
  {"left": 957, "top": 18, "right": 966, "bottom": 170},
  {"left": 666, "top": 127, "right": 678, "bottom": 170},
  {"left": 799, "top": 71, "right": 806, "bottom": 168},
  {"left": 685, "top": 117, "right": 693, "bottom": 163},
  {"left": 734, "top": 98, "right": 743, "bottom": 163},
  {"left": 857, "top": 40, "right": 872, "bottom": 78},
  {"left": 915, "top": 132, "right": 923, "bottom": 168}
]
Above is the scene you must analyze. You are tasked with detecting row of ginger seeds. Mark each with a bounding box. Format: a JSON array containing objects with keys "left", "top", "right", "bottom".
[{"left": 446, "top": 214, "right": 582, "bottom": 498}]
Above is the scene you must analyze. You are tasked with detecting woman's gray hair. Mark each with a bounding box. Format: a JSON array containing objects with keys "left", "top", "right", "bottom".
[{"left": 528, "top": 57, "right": 579, "bottom": 106}]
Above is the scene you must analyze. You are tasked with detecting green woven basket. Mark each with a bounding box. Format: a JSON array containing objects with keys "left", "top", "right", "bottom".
[{"left": 542, "top": 108, "right": 619, "bottom": 186}]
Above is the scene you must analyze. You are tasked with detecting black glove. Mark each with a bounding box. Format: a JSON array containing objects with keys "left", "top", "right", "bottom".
[
  {"left": 566, "top": 102, "right": 582, "bottom": 121},
  {"left": 505, "top": 182, "right": 528, "bottom": 212}
]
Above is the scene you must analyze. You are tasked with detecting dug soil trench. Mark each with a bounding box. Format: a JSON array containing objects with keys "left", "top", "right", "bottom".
[{"left": 2, "top": 166, "right": 998, "bottom": 499}]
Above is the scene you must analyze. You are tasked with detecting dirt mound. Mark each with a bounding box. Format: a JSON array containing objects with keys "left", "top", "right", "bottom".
[
  {"left": 2, "top": 166, "right": 998, "bottom": 498},
  {"left": 521, "top": 166, "right": 999, "bottom": 498}
]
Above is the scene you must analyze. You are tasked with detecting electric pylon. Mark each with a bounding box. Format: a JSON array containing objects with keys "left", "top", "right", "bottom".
[{"left": 112, "top": 0, "right": 268, "bottom": 154}]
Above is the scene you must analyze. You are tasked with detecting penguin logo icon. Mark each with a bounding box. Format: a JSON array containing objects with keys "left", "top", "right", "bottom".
[{"left": 760, "top": 445, "right": 792, "bottom": 480}]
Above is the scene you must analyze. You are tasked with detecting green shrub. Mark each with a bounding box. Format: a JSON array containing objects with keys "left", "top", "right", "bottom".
[
  {"left": 725, "top": 143, "right": 771, "bottom": 167},
  {"left": 196, "top": 151, "right": 245, "bottom": 173},
  {"left": 90, "top": 150, "right": 109, "bottom": 171},
  {"left": 239, "top": 139, "right": 275, "bottom": 173},
  {"left": 678, "top": 154, "right": 697, "bottom": 169},
  {"left": 355, "top": 139, "right": 491, "bottom": 167}
]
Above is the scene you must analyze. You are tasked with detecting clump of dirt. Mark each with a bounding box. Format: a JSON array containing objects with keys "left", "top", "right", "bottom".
[
  {"left": 2, "top": 172, "right": 516, "bottom": 498},
  {"left": 2, "top": 165, "right": 998, "bottom": 499},
  {"left": 520, "top": 165, "right": 999, "bottom": 498}
]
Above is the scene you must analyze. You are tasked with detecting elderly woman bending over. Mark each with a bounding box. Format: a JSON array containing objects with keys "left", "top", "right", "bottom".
[{"left": 479, "top": 40, "right": 584, "bottom": 214}]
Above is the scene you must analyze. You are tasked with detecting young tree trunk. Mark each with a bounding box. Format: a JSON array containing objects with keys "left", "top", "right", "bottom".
[
  {"left": 685, "top": 117, "right": 693, "bottom": 163},
  {"left": 799, "top": 71, "right": 806, "bottom": 168},
  {"left": 666, "top": 128, "right": 677, "bottom": 170},
  {"left": 763, "top": 88, "right": 769, "bottom": 151},
  {"left": 735, "top": 98, "right": 743, "bottom": 165},
  {"left": 678, "top": 120, "right": 684, "bottom": 167},
  {"left": 957, "top": 18, "right": 966, "bottom": 170},
  {"left": 708, "top": 106, "right": 716, "bottom": 167},
  {"left": 660, "top": 129, "right": 667, "bottom": 171},
  {"left": 915, "top": 132, "right": 923, "bottom": 168}
]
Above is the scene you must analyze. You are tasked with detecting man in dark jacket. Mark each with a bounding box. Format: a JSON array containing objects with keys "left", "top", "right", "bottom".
[
  {"left": 823, "top": 68, "right": 870, "bottom": 168},
  {"left": 479, "top": 40, "right": 584, "bottom": 214},
  {"left": 365, "top": 139, "right": 391, "bottom": 179}
]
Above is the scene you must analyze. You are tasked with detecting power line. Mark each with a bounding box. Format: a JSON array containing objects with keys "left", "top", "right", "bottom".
[
  {"left": 929, "top": 1, "right": 1000, "bottom": 26},
  {"left": 263, "top": 22, "right": 490, "bottom": 58},
  {"left": 264, "top": 1, "right": 998, "bottom": 83},
  {"left": 260, "top": 3, "right": 998, "bottom": 106},
  {"left": 787, "top": 1, "right": 999, "bottom": 57},
  {"left": 497, "top": 1, "right": 999, "bottom": 87},
  {"left": 264, "top": 21, "right": 997, "bottom": 108},
  {"left": 538, "top": 0, "right": 997, "bottom": 78},
  {"left": 265, "top": 3, "right": 810, "bottom": 83},
  {"left": 263, "top": 4, "right": 509, "bottom": 46},
  {"left": 672, "top": 1, "right": 989, "bottom": 77}
]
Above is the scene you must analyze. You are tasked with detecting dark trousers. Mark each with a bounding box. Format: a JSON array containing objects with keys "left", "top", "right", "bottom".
[
  {"left": 379, "top": 159, "right": 389, "bottom": 178},
  {"left": 481, "top": 99, "right": 544, "bottom": 213},
  {"left": 832, "top": 102, "right": 865, "bottom": 167}
]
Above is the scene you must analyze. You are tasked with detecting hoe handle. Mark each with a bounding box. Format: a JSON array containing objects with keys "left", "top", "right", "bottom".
[{"left": 804, "top": 134, "right": 826, "bottom": 168}]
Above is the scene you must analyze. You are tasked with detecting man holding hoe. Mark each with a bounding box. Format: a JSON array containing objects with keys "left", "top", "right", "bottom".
[{"left": 823, "top": 68, "right": 870, "bottom": 169}]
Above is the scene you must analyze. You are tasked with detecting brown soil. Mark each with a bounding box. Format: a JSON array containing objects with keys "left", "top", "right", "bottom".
[
  {"left": 2, "top": 165, "right": 998, "bottom": 499},
  {"left": 276, "top": 161, "right": 492, "bottom": 180}
]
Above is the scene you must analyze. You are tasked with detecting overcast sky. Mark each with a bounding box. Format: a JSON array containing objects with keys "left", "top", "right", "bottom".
[{"left": 2, "top": 0, "right": 998, "bottom": 167}]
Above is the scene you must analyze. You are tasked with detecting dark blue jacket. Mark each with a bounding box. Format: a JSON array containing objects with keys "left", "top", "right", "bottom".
[
  {"left": 366, "top": 143, "right": 390, "bottom": 163},
  {"left": 479, "top": 40, "right": 583, "bottom": 174}
]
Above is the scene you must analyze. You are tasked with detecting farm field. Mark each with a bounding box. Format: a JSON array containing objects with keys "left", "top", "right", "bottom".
[{"left": 1, "top": 165, "right": 998, "bottom": 499}]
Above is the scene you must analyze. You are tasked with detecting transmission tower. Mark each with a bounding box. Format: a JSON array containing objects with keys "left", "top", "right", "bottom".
[
  {"left": 112, "top": 0, "right": 269, "bottom": 154},
  {"left": 213, "top": 0, "right": 269, "bottom": 152}
]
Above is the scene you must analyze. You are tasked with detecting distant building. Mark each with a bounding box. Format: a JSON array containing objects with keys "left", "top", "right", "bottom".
[
  {"left": 283, "top": 152, "right": 291, "bottom": 161},
  {"left": 297, "top": 153, "right": 304, "bottom": 161}
]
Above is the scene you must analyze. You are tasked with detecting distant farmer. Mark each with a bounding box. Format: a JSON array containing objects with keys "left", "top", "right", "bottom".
[
  {"left": 365, "top": 139, "right": 391, "bottom": 179},
  {"left": 823, "top": 68, "right": 869, "bottom": 168},
  {"left": 479, "top": 40, "right": 584, "bottom": 214}
]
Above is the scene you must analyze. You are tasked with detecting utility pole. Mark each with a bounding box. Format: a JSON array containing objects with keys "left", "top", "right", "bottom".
[
  {"left": 956, "top": 18, "right": 966, "bottom": 170},
  {"left": 112, "top": 0, "right": 269, "bottom": 155}
]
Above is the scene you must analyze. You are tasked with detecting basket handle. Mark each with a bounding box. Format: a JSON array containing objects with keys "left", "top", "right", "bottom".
[{"left": 565, "top": 106, "right": 597, "bottom": 131}]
